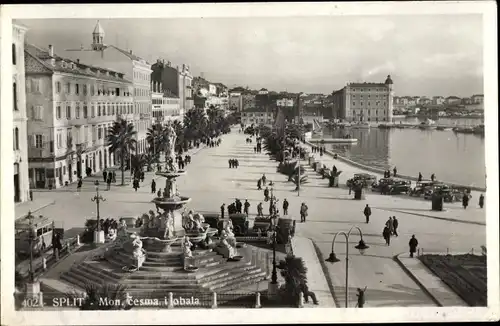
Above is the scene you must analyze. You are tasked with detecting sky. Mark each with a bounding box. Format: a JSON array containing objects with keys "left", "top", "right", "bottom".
[{"left": 19, "top": 15, "right": 484, "bottom": 97}]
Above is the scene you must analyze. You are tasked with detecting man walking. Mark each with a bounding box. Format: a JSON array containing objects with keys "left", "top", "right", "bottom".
[
  {"left": 77, "top": 178, "right": 82, "bottom": 192},
  {"left": 300, "top": 203, "right": 308, "bottom": 223},
  {"left": 257, "top": 178, "right": 262, "bottom": 190},
  {"left": 244, "top": 199, "right": 250, "bottom": 216},
  {"left": 363, "top": 204, "right": 371, "bottom": 224},
  {"left": 235, "top": 199, "right": 242, "bottom": 214},
  {"left": 409, "top": 235, "right": 419, "bottom": 258},
  {"left": 282, "top": 199, "right": 289, "bottom": 215},
  {"left": 356, "top": 288, "right": 366, "bottom": 308},
  {"left": 103, "top": 170, "right": 108, "bottom": 182},
  {"left": 383, "top": 225, "right": 391, "bottom": 246},
  {"left": 257, "top": 202, "right": 264, "bottom": 217},
  {"left": 462, "top": 192, "right": 469, "bottom": 209},
  {"left": 261, "top": 174, "right": 267, "bottom": 186},
  {"left": 151, "top": 179, "right": 156, "bottom": 194},
  {"left": 392, "top": 216, "right": 399, "bottom": 237},
  {"left": 393, "top": 166, "right": 397, "bottom": 177},
  {"left": 479, "top": 193, "right": 485, "bottom": 208},
  {"left": 264, "top": 187, "right": 270, "bottom": 202}
]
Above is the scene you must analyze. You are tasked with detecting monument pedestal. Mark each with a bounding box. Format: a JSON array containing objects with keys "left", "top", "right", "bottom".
[
  {"left": 268, "top": 282, "right": 280, "bottom": 295},
  {"left": 93, "top": 230, "right": 105, "bottom": 244}
]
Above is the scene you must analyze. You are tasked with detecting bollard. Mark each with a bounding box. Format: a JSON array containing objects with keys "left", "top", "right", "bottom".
[
  {"left": 55, "top": 249, "right": 60, "bottom": 261},
  {"left": 298, "top": 292, "right": 304, "bottom": 308},
  {"left": 254, "top": 292, "right": 261, "bottom": 308},
  {"left": 76, "top": 235, "right": 81, "bottom": 246},
  {"left": 167, "top": 292, "right": 174, "bottom": 309},
  {"left": 39, "top": 292, "right": 44, "bottom": 307},
  {"left": 211, "top": 292, "right": 218, "bottom": 309},
  {"left": 42, "top": 257, "right": 47, "bottom": 271}
]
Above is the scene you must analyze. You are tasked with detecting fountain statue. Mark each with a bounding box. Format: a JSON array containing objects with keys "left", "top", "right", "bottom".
[
  {"left": 219, "top": 230, "right": 237, "bottom": 259},
  {"left": 122, "top": 233, "right": 146, "bottom": 270},
  {"left": 182, "top": 235, "right": 193, "bottom": 258}
]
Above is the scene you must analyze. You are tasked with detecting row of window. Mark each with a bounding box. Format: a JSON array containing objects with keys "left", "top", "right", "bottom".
[
  {"left": 352, "top": 101, "right": 387, "bottom": 107},
  {"left": 54, "top": 81, "right": 132, "bottom": 97},
  {"left": 54, "top": 102, "right": 135, "bottom": 120},
  {"left": 351, "top": 109, "right": 387, "bottom": 116},
  {"left": 13, "top": 127, "right": 19, "bottom": 150},
  {"left": 352, "top": 94, "right": 388, "bottom": 99},
  {"left": 242, "top": 113, "right": 273, "bottom": 117},
  {"left": 134, "top": 71, "right": 150, "bottom": 82},
  {"left": 152, "top": 110, "right": 181, "bottom": 118},
  {"left": 152, "top": 98, "right": 180, "bottom": 105},
  {"left": 350, "top": 88, "right": 387, "bottom": 92},
  {"left": 134, "top": 88, "right": 150, "bottom": 97}
]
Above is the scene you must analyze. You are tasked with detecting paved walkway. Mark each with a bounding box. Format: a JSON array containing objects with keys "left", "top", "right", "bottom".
[
  {"left": 291, "top": 237, "right": 336, "bottom": 307},
  {"left": 15, "top": 198, "right": 56, "bottom": 220},
  {"left": 395, "top": 253, "right": 468, "bottom": 306}
]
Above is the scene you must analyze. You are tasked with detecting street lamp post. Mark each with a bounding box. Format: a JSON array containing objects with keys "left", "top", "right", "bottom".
[
  {"left": 26, "top": 211, "right": 35, "bottom": 283},
  {"left": 91, "top": 180, "right": 106, "bottom": 244},
  {"left": 325, "top": 225, "right": 369, "bottom": 307}
]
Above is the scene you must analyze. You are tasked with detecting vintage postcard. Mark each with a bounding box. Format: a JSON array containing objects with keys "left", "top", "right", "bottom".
[{"left": 1, "top": 2, "right": 498, "bottom": 324}]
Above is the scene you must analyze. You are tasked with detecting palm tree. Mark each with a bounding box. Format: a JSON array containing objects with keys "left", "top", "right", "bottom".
[
  {"left": 291, "top": 174, "right": 308, "bottom": 191},
  {"left": 130, "top": 153, "right": 147, "bottom": 177},
  {"left": 278, "top": 255, "right": 308, "bottom": 307},
  {"left": 146, "top": 123, "right": 165, "bottom": 160},
  {"left": 172, "top": 120, "right": 185, "bottom": 153},
  {"left": 107, "top": 119, "right": 137, "bottom": 185},
  {"left": 183, "top": 107, "right": 208, "bottom": 141}
]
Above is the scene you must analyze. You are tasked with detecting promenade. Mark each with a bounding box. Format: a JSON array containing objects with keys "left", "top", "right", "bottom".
[{"left": 18, "top": 127, "right": 486, "bottom": 307}]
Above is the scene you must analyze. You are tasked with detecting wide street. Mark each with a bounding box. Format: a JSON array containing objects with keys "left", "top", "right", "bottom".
[{"left": 21, "top": 127, "right": 486, "bottom": 307}]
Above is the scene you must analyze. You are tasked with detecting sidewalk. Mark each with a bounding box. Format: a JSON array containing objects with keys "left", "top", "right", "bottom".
[
  {"left": 15, "top": 198, "right": 56, "bottom": 220},
  {"left": 291, "top": 236, "right": 336, "bottom": 307},
  {"left": 395, "top": 253, "right": 468, "bottom": 306}
]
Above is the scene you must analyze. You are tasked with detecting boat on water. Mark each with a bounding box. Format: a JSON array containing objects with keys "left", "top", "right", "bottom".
[
  {"left": 350, "top": 122, "right": 371, "bottom": 129},
  {"left": 453, "top": 127, "right": 475, "bottom": 134},
  {"left": 436, "top": 126, "right": 452, "bottom": 131},
  {"left": 473, "top": 124, "right": 485, "bottom": 136},
  {"left": 418, "top": 118, "right": 436, "bottom": 130},
  {"left": 378, "top": 124, "right": 392, "bottom": 129}
]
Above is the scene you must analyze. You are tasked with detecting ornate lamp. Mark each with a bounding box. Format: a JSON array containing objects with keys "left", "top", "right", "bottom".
[{"left": 355, "top": 239, "right": 369, "bottom": 255}]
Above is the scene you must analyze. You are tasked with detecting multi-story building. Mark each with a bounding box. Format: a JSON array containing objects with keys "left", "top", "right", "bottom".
[
  {"left": 276, "top": 98, "right": 294, "bottom": 107},
  {"left": 179, "top": 64, "right": 194, "bottom": 112},
  {"left": 62, "top": 21, "right": 153, "bottom": 156},
  {"left": 13, "top": 22, "right": 30, "bottom": 202},
  {"left": 24, "top": 43, "right": 133, "bottom": 189},
  {"left": 471, "top": 94, "right": 484, "bottom": 104},
  {"left": 241, "top": 107, "right": 275, "bottom": 126},
  {"left": 242, "top": 92, "right": 256, "bottom": 111},
  {"left": 445, "top": 96, "right": 462, "bottom": 105},
  {"left": 331, "top": 75, "right": 394, "bottom": 122},
  {"left": 432, "top": 96, "right": 445, "bottom": 105},
  {"left": 229, "top": 91, "right": 243, "bottom": 112},
  {"left": 151, "top": 81, "right": 181, "bottom": 125}
]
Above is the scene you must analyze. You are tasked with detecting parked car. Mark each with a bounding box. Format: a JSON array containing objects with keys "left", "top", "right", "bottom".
[
  {"left": 371, "top": 178, "right": 394, "bottom": 193},
  {"left": 347, "top": 173, "right": 377, "bottom": 189},
  {"left": 253, "top": 217, "right": 272, "bottom": 233},
  {"left": 409, "top": 180, "right": 436, "bottom": 197},
  {"left": 203, "top": 214, "right": 225, "bottom": 235},
  {"left": 388, "top": 180, "right": 412, "bottom": 195},
  {"left": 229, "top": 213, "right": 250, "bottom": 235},
  {"left": 424, "top": 184, "right": 453, "bottom": 200}
]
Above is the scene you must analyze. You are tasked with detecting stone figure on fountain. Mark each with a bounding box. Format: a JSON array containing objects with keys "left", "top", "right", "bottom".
[
  {"left": 182, "top": 235, "right": 193, "bottom": 258},
  {"left": 223, "top": 220, "right": 237, "bottom": 248},
  {"left": 219, "top": 230, "right": 237, "bottom": 259},
  {"left": 125, "top": 233, "right": 146, "bottom": 270},
  {"left": 163, "top": 211, "right": 175, "bottom": 240},
  {"left": 164, "top": 122, "right": 178, "bottom": 172},
  {"left": 116, "top": 219, "right": 129, "bottom": 246}
]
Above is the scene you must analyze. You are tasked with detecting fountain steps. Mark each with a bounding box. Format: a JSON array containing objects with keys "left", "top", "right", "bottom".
[{"left": 202, "top": 267, "right": 265, "bottom": 289}]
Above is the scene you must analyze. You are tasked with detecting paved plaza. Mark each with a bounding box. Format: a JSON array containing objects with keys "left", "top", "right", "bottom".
[{"left": 18, "top": 127, "right": 486, "bottom": 307}]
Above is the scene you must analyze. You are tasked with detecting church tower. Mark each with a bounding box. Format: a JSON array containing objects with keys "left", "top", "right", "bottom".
[
  {"left": 92, "top": 20, "right": 105, "bottom": 51},
  {"left": 385, "top": 75, "right": 394, "bottom": 122}
]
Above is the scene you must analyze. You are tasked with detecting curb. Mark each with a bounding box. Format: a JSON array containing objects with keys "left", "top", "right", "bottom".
[
  {"left": 375, "top": 207, "right": 485, "bottom": 226},
  {"left": 394, "top": 253, "right": 442, "bottom": 307},
  {"left": 310, "top": 238, "right": 340, "bottom": 308}
]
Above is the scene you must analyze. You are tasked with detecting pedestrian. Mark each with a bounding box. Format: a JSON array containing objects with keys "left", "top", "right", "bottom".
[
  {"left": 133, "top": 179, "right": 139, "bottom": 192},
  {"left": 157, "top": 189, "right": 162, "bottom": 198},
  {"left": 220, "top": 203, "right": 225, "bottom": 219},
  {"left": 363, "top": 204, "right": 371, "bottom": 223},
  {"left": 106, "top": 175, "right": 112, "bottom": 190},
  {"left": 479, "top": 193, "right": 484, "bottom": 208},
  {"left": 356, "top": 288, "right": 366, "bottom": 308},
  {"left": 140, "top": 171, "right": 145, "bottom": 182},
  {"left": 302, "top": 283, "right": 319, "bottom": 305},
  {"left": 257, "top": 202, "right": 264, "bottom": 217},
  {"left": 383, "top": 226, "right": 391, "bottom": 246},
  {"left": 409, "top": 235, "right": 418, "bottom": 257},
  {"left": 29, "top": 189, "right": 33, "bottom": 201},
  {"left": 462, "top": 192, "right": 469, "bottom": 209},
  {"left": 386, "top": 217, "right": 394, "bottom": 235},
  {"left": 235, "top": 199, "right": 242, "bottom": 214},
  {"left": 77, "top": 178, "right": 82, "bottom": 192},
  {"left": 103, "top": 170, "right": 107, "bottom": 182},
  {"left": 430, "top": 173, "right": 435, "bottom": 182},
  {"left": 393, "top": 167, "right": 397, "bottom": 177},
  {"left": 244, "top": 199, "right": 250, "bottom": 216},
  {"left": 332, "top": 165, "right": 338, "bottom": 176},
  {"left": 268, "top": 200, "right": 275, "bottom": 216},
  {"left": 282, "top": 199, "right": 289, "bottom": 215},
  {"left": 257, "top": 178, "right": 262, "bottom": 190},
  {"left": 261, "top": 174, "right": 267, "bottom": 186},
  {"left": 392, "top": 216, "right": 399, "bottom": 237},
  {"left": 228, "top": 159, "right": 232, "bottom": 168},
  {"left": 151, "top": 179, "right": 156, "bottom": 194},
  {"left": 112, "top": 171, "right": 116, "bottom": 183},
  {"left": 418, "top": 172, "right": 423, "bottom": 182},
  {"left": 235, "top": 159, "right": 239, "bottom": 168},
  {"left": 300, "top": 203, "right": 308, "bottom": 222},
  {"left": 254, "top": 146, "right": 257, "bottom": 153}
]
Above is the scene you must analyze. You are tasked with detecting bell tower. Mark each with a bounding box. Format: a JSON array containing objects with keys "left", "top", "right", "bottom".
[{"left": 92, "top": 20, "right": 105, "bottom": 51}]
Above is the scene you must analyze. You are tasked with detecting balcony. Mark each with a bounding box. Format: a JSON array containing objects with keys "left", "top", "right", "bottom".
[
  {"left": 140, "top": 113, "right": 151, "bottom": 120},
  {"left": 69, "top": 117, "right": 86, "bottom": 127}
]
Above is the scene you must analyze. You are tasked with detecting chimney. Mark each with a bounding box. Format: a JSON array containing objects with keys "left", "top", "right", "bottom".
[{"left": 48, "top": 44, "right": 54, "bottom": 57}]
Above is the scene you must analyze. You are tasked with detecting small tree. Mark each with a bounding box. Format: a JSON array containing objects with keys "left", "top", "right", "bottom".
[
  {"left": 107, "top": 119, "right": 137, "bottom": 185},
  {"left": 291, "top": 174, "right": 308, "bottom": 191},
  {"left": 279, "top": 255, "right": 308, "bottom": 307}
]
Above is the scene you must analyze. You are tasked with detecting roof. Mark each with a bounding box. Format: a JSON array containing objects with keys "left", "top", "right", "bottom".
[
  {"left": 163, "top": 89, "right": 179, "bottom": 99},
  {"left": 471, "top": 94, "right": 484, "bottom": 97},
  {"left": 348, "top": 83, "right": 388, "bottom": 88},
  {"left": 446, "top": 96, "right": 461, "bottom": 99},
  {"left": 385, "top": 75, "right": 393, "bottom": 85},
  {"left": 24, "top": 43, "right": 132, "bottom": 84},
  {"left": 110, "top": 45, "right": 148, "bottom": 64},
  {"left": 93, "top": 20, "right": 105, "bottom": 35}
]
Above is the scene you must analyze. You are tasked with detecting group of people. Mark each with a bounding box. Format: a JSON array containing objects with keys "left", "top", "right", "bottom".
[
  {"left": 382, "top": 216, "right": 399, "bottom": 245},
  {"left": 207, "top": 138, "right": 222, "bottom": 148},
  {"left": 220, "top": 199, "right": 251, "bottom": 218},
  {"left": 311, "top": 145, "right": 326, "bottom": 156},
  {"left": 253, "top": 142, "right": 263, "bottom": 153},
  {"left": 228, "top": 159, "right": 240, "bottom": 168},
  {"left": 417, "top": 172, "right": 436, "bottom": 182},
  {"left": 176, "top": 154, "right": 192, "bottom": 170},
  {"left": 383, "top": 167, "right": 397, "bottom": 178}
]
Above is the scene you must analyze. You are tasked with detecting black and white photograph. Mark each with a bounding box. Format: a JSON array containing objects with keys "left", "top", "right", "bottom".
[{"left": 1, "top": 2, "right": 498, "bottom": 324}]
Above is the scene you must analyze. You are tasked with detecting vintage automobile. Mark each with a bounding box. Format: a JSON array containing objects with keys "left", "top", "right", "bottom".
[
  {"left": 203, "top": 214, "right": 225, "bottom": 235},
  {"left": 423, "top": 184, "right": 457, "bottom": 202},
  {"left": 408, "top": 180, "right": 437, "bottom": 197},
  {"left": 387, "top": 180, "right": 412, "bottom": 195},
  {"left": 371, "top": 178, "right": 394, "bottom": 193},
  {"left": 347, "top": 173, "right": 377, "bottom": 189},
  {"left": 253, "top": 217, "right": 273, "bottom": 233},
  {"left": 229, "top": 213, "right": 250, "bottom": 235},
  {"left": 15, "top": 214, "right": 63, "bottom": 256}
]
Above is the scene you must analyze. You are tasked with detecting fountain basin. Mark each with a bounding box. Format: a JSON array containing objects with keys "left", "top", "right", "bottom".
[
  {"left": 155, "top": 171, "right": 186, "bottom": 178},
  {"left": 206, "top": 227, "right": 219, "bottom": 237},
  {"left": 184, "top": 265, "right": 199, "bottom": 273},
  {"left": 153, "top": 196, "right": 192, "bottom": 211},
  {"left": 228, "top": 255, "right": 243, "bottom": 262}
]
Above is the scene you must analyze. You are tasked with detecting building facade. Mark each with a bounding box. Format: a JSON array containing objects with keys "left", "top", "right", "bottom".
[
  {"left": 471, "top": 94, "right": 484, "bottom": 104},
  {"left": 13, "top": 23, "right": 30, "bottom": 202},
  {"left": 276, "top": 98, "right": 294, "bottom": 107},
  {"left": 151, "top": 82, "right": 181, "bottom": 125},
  {"left": 241, "top": 108, "right": 275, "bottom": 126},
  {"left": 25, "top": 43, "right": 133, "bottom": 189},
  {"left": 432, "top": 96, "right": 445, "bottom": 105},
  {"left": 445, "top": 96, "right": 462, "bottom": 105},
  {"left": 179, "top": 64, "right": 194, "bottom": 112},
  {"left": 331, "top": 75, "right": 394, "bottom": 122},
  {"left": 229, "top": 91, "right": 243, "bottom": 112}
]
